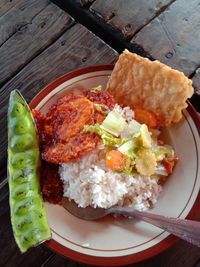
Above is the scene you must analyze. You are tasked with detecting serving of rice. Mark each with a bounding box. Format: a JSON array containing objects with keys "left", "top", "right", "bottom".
[{"left": 59, "top": 105, "right": 162, "bottom": 211}]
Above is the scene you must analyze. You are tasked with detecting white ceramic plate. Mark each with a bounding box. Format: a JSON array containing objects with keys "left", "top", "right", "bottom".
[{"left": 30, "top": 65, "right": 200, "bottom": 266}]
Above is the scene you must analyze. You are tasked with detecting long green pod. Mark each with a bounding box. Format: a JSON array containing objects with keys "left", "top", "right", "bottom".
[{"left": 7, "top": 90, "right": 51, "bottom": 253}]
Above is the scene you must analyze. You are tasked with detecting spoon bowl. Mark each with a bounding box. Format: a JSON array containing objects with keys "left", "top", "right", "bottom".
[
  {"left": 62, "top": 197, "right": 200, "bottom": 247},
  {"left": 62, "top": 197, "right": 109, "bottom": 220}
]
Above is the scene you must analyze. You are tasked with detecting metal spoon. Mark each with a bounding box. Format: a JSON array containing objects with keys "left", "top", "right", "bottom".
[{"left": 62, "top": 197, "right": 200, "bottom": 247}]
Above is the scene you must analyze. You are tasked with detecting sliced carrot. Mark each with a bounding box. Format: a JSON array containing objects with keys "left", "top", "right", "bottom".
[
  {"left": 134, "top": 108, "right": 157, "bottom": 129},
  {"left": 106, "top": 150, "right": 128, "bottom": 171}
]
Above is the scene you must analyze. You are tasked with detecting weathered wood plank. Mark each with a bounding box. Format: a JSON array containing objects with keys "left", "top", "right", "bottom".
[
  {"left": 0, "top": 178, "right": 9, "bottom": 205},
  {"left": 42, "top": 253, "right": 89, "bottom": 266},
  {"left": 0, "top": 0, "right": 21, "bottom": 17},
  {"left": 136, "top": 240, "right": 200, "bottom": 267},
  {"left": 0, "top": 3, "right": 75, "bottom": 86},
  {"left": 89, "top": 0, "right": 174, "bottom": 39},
  {"left": 0, "top": 23, "right": 118, "bottom": 183},
  {"left": 132, "top": 0, "right": 200, "bottom": 76},
  {"left": 192, "top": 68, "right": 200, "bottom": 96},
  {"left": 0, "top": 0, "right": 49, "bottom": 46},
  {"left": 51, "top": 0, "right": 128, "bottom": 53}
]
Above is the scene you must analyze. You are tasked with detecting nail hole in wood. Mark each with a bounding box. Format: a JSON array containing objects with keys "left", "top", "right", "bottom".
[
  {"left": 19, "top": 6, "right": 25, "bottom": 11},
  {"left": 124, "top": 24, "right": 132, "bottom": 32},
  {"left": 41, "top": 22, "right": 46, "bottom": 28},
  {"left": 165, "top": 52, "right": 173, "bottom": 59},
  {"left": 61, "top": 40, "right": 66, "bottom": 46},
  {"left": 149, "top": 7, "right": 154, "bottom": 13}
]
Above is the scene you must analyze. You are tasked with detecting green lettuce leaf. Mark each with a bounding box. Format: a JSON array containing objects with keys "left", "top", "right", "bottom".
[
  {"left": 83, "top": 124, "right": 130, "bottom": 147},
  {"left": 118, "top": 140, "right": 137, "bottom": 160},
  {"left": 100, "top": 110, "right": 128, "bottom": 137}
]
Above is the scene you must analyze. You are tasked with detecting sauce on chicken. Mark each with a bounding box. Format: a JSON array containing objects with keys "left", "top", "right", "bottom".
[{"left": 32, "top": 89, "right": 115, "bottom": 203}]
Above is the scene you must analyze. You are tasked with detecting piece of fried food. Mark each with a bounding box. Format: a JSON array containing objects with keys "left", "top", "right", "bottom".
[
  {"left": 33, "top": 91, "right": 114, "bottom": 164},
  {"left": 106, "top": 49, "right": 194, "bottom": 127}
]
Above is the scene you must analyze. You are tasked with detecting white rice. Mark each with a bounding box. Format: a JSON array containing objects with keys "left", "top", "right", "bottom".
[
  {"left": 59, "top": 104, "right": 162, "bottom": 211},
  {"left": 113, "top": 104, "right": 135, "bottom": 123},
  {"left": 59, "top": 149, "right": 162, "bottom": 211}
]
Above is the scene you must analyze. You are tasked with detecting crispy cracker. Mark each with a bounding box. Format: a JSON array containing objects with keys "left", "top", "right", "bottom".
[{"left": 106, "top": 49, "right": 194, "bottom": 126}]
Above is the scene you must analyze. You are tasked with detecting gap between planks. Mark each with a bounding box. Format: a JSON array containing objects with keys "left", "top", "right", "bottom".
[
  {"left": 89, "top": 0, "right": 177, "bottom": 40},
  {"left": 0, "top": 0, "right": 49, "bottom": 46},
  {"left": 51, "top": 0, "right": 148, "bottom": 57},
  {"left": 51, "top": 0, "right": 200, "bottom": 94},
  {"left": 128, "top": 0, "right": 177, "bottom": 39}
]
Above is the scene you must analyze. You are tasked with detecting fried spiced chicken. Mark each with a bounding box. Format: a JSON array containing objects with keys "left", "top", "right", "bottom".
[{"left": 33, "top": 90, "right": 114, "bottom": 164}]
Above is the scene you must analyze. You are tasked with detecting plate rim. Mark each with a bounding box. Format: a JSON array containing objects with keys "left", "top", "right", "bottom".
[{"left": 29, "top": 64, "right": 200, "bottom": 266}]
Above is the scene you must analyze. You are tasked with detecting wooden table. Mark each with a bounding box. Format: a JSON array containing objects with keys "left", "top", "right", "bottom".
[{"left": 0, "top": 0, "right": 200, "bottom": 266}]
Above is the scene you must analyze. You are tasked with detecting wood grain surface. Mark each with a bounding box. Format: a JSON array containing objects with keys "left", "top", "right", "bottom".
[
  {"left": 132, "top": 0, "right": 200, "bottom": 76},
  {"left": 1, "top": 0, "right": 200, "bottom": 266},
  {"left": 0, "top": 2, "right": 75, "bottom": 86},
  {"left": 0, "top": 0, "right": 49, "bottom": 46},
  {"left": 54, "top": 0, "right": 200, "bottom": 95},
  {"left": 0, "top": 0, "right": 21, "bottom": 17},
  {"left": 89, "top": 0, "right": 174, "bottom": 39},
  {"left": 0, "top": 23, "right": 118, "bottom": 183}
]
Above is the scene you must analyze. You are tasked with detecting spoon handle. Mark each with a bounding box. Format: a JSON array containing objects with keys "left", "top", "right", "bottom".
[{"left": 110, "top": 207, "right": 200, "bottom": 247}]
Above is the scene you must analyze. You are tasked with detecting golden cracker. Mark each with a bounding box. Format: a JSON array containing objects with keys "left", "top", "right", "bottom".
[{"left": 107, "top": 49, "right": 194, "bottom": 126}]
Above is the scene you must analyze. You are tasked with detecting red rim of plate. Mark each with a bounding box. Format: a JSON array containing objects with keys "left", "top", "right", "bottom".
[{"left": 29, "top": 64, "right": 200, "bottom": 266}]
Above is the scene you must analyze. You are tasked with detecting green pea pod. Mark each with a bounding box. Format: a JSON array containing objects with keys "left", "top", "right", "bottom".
[{"left": 7, "top": 90, "right": 51, "bottom": 253}]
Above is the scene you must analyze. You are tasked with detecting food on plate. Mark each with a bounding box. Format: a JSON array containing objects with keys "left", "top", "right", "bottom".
[
  {"left": 107, "top": 49, "right": 194, "bottom": 127},
  {"left": 7, "top": 50, "right": 195, "bottom": 253},
  {"left": 32, "top": 50, "right": 194, "bottom": 210},
  {"left": 32, "top": 87, "right": 114, "bottom": 165},
  {"left": 33, "top": 86, "right": 179, "bottom": 210},
  {"left": 7, "top": 90, "right": 51, "bottom": 253}
]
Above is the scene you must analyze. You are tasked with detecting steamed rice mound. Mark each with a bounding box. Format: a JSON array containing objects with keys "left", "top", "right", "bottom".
[
  {"left": 60, "top": 149, "right": 162, "bottom": 211},
  {"left": 59, "top": 101, "right": 163, "bottom": 212}
]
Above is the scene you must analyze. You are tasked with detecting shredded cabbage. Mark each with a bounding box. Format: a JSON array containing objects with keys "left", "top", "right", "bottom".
[
  {"left": 100, "top": 110, "right": 128, "bottom": 137},
  {"left": 83, "top": 124, "right": 130, "bottom": 147},
  {"left": 118, "top": 140, "right": 137, "bottom": 160},
  {"left": 84, "top": 105, "right": 176, "bottom": 177},
  {"left": 120, "top": 119, "right": 141, "bottom": 138}
]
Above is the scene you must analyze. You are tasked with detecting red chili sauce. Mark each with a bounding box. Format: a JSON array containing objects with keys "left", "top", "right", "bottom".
[{"left": 33, "top": 89, "right": 115, "bottom": 204}]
